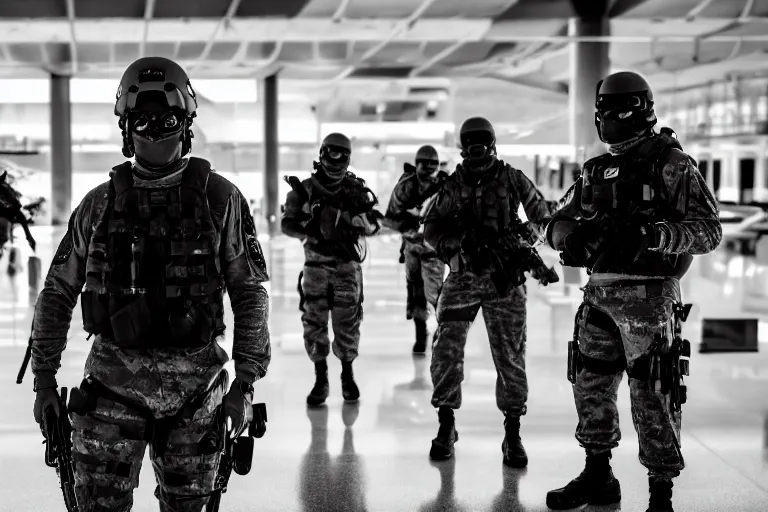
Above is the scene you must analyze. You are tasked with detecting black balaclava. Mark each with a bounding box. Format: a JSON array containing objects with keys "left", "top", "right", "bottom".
[
  {"left": 129, "top": 91, "right": 186, "bottom": 172},
  {"left": 461, "top": 130, "right": 498, "bottom": 182},
  {"left": 316, "top": 144, "right": 350, "bottom": 190}
]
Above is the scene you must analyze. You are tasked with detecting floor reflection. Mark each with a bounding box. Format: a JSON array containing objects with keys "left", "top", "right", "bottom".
[
  {"left": 418, "top": 458, "right": 471, "bottom": 512},
  {"left": 298, "top": 402, "right": 367, "bottom": 512},
  {"left": 376, "top": 355, "right": 433, "bottom": 429}
]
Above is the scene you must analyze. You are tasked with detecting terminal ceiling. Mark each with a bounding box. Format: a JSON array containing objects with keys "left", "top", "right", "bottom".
[{"left": 0, "top": 0, "right": 767, "bottom": 140}]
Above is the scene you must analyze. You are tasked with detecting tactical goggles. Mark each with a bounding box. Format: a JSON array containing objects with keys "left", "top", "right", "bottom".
[
  {"left": 596, "top": 94, "right": 652, "bottom": 117},
  {"left": 416, "top": 158, "right": 439, "bottom": 169},
  {"left": 324, "top": 145, "right": 350, "bottom": 162},
  {"left": 129, "top": 110, "right": 184, "bottom": 136}
]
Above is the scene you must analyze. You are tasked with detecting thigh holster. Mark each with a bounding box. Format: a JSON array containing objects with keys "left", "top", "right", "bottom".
[{"left": 568, "top": 304, "right": 627, "bottom": 384}]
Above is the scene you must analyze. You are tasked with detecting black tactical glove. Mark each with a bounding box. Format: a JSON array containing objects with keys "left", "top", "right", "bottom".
[
  {"left": 34, "top": 388, "right": 61, "bottom": 424},
  {"left": 606, "top": 221, "right": 657, "bottom": 264},
  {"left": 223, "top": 380, "right": 254, "bottom": 439}
]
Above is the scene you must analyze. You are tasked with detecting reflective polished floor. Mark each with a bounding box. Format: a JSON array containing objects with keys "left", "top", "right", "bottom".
[{"left": 1, "top": 228, "right": 767, "bottom": 512}]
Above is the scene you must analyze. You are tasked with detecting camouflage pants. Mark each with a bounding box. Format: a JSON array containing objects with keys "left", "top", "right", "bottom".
[
  {"left": 404, "top": 242, "right": 444, "bottom": 322},
  {"left": 70, "top": 371, "right": 228, "bottom": 512},
  {"left": 300, "top": 260, "right": 363, "bottom": 363},
  {"left": 431, "top": 271, "right": 528, "bottom": 415},
  {"left": 574, "top": 278, "right": 684, "bottom": 479}
]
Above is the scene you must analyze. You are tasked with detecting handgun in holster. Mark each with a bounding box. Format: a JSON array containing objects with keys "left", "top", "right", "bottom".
[{"left": 567, "top": 306, "right": 586, "bottom": 384}]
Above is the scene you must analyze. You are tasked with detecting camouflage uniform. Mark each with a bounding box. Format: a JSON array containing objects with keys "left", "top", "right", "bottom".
[
  {"left": 550, "top": 132, "right": 721, "bottom": 480},
  {"left": 281, "top": 172, "right": 379, "bottom": 363},
  {"left": 30, "top": 158, "right": 271, "bottom": 512},
  {"left": 423, "top": 161, "right": 551, "bottom": 415},
  {"left": 384, "top": 166, "right": 447, "bottom": 344}
]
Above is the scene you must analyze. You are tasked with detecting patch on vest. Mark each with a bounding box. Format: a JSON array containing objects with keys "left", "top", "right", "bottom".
[
  {"left": 604, "top": 167, "right": 620, "bottom": 180},
  {"left": 240, "top": 200, "right": 268, "bottom": 279}
]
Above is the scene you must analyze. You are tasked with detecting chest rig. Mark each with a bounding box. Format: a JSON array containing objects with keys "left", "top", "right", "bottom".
[
  {"left": 81, "top": 158, "right": 225, "bottom": 349},
  {"left": 581, "top": 132, "right": 682, "bottom": 221},
  {"left": 458, "top": 162, "right": 521, "bottom": 232}
]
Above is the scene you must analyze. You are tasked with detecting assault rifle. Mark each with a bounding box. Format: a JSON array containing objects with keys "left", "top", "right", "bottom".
[
  {"left": 206, "top": 403, "right": 268, "bottom": 512},
  {"left": 456, "top": 208, "right": 559, "bottom": 296},
  {"left": 41, "top": 387, "right": 80, "bottom": 512},
  {"left": 282, "top": 175, "right": 384, "bottom": 236}
]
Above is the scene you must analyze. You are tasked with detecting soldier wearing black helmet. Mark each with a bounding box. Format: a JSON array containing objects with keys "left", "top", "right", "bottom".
[
  {"left": 422, "top": 117, "right": 552, "bottom": 465},
  {"left": 29, "top": 57, "right": 271, "bottom": 511},
  {"left": 544, "top": 71, "right": 721, "bottom": 512},
  {"left": 383, "top": 144, "right": 449, "bottom": 354},
  {"left": 281, "top": 133, "right": 383, "bottom": 406}
]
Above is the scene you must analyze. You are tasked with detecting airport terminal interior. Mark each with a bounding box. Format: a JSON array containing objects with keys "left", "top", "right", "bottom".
[{"left": 1, "top": 0, "right": 768, "bottom": 511}]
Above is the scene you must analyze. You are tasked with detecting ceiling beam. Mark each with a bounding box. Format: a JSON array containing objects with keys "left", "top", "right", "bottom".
[
  {"left": 485, "top": 73, "right": 568, "bottom": 96},
  {"left": 64, "top": 0, "right": 78, "bottom": 74},
  {"left": 330, "top": 0, "right": 439, "bottom": 83},
  {"left": 191, "top": 0, "right": 243, "bottom": 69},
  {"left": 686, "top": 0, "right": 717, "bottom": 20},
  {"left": 140, "top": 0, "right": 156, "bottom": 58},
  {"left": 409, "top": 40, "right": 466, "bottom": 77},
  {"left": 331, "top": 0, "right": 352, "bottom": 22},
  {"left": 6, "top": 18, "right": 768, "bottom": 43}
]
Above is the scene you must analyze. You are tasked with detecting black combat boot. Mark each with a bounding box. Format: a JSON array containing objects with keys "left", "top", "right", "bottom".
[
  {"left": 430, "top": 406, "right": 459, "bottom": 461},
  {"left": 340, "top": 360, "right": 360, "bottom": 402},
  {"left": 306, "top": 360, "right": 329, "bottom": 407},
  {"left": 546, "top": 450, "right": 621, "bottom": 509},
  {"left": 646, "top": 477, "right": 674, "bottom": 512},
  {"left": 413, "top": 319, "right": 428, "bottom": 354},
  {"left": 501, "top": 415, "right": 528, "bottom": 468}
]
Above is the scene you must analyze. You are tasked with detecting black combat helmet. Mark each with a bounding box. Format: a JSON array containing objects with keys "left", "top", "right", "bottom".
[
  {"left": 415, "top": 145, "right": 439, "bottom": 162},
  {"left": 459, "top": 117, "right": 497, "bottom": 170},
  {"left": 319, "top": 132, "right": 352, "bottom": 176},
  {"left": 115, "top": 57, "right": 198, "bottom": 158},
  {"left": 594, "top": 71, "right": 657, "bottom": 144}
]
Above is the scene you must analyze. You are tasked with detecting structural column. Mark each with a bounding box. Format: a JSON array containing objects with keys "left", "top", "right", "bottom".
[
  {"left": 568, "top": 0, "right": 611, "bottom": 162},
  {"left": 50, "top": 74, "right": 72, "bottom": 225},
  {"left": 263, "top": 73, "right": 279, "bottom": 238}
]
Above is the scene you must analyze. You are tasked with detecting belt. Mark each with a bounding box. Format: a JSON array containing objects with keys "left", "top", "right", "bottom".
[{"left": 586, "top": 279, "right": 666, "bottom": 299}]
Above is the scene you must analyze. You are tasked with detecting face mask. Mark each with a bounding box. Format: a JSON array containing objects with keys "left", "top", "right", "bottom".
[
  {"left": 461, "top": 144, "right": 496, "bottom": 171},
  {"left": 320, "top": 146, "right": 350, "bottom": 179},
  {"left": 597, "top": 113, "right": 644, "bottom": 145},
  {"left": 132, "top": 130, "right": 183, "bottom": 169},
  {"left": 416, "top": 160, "right": 438, "bottom": 180}
]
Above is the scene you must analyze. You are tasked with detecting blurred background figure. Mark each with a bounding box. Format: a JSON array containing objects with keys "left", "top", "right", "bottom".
[{"left": 384, "top": 144, "right": 448, "bottom": 355}]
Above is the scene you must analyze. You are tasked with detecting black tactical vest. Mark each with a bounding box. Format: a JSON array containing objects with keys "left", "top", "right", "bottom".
[
  {"left": 581, "top": 132, "right": 683, "bottom": 221},
  {"left": 579, "top": 132, "right": 693, "bottom": 276},
  {"left": 81, "top": 158, "right": 225, "bottom": 349},
  {"left": 301, "top": 171, "right": 376, "bottom": 262},
  {"left": 458, "top": 162, "right": 521, "bottom": 233}
]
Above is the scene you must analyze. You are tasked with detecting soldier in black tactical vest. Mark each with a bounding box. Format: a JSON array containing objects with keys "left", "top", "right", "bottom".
[
  {"left": 544, "top": 72, "right": 722, "bottom": 512},
  {"left": 423, "top": 117, "right": 553, "bottom": 466},
  {"left": 30, "top": 57, "right": 271, "bottom": 512},
  {"left": 383, "top": 145, "right": 448, "bottom": 354},
  {"left": 281, "top": 133, "right": 382, "bottom": 406}
]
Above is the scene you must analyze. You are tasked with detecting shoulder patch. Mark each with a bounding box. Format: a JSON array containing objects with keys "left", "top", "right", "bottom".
[{"left": 240, "top": 199, "right": 269, "bottom": 281}]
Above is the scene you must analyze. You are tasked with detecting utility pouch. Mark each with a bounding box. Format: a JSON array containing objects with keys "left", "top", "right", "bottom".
[
  {"left": 110, "top": 295, "right": 152, "bottom": 346},
  {"left": 567, "top": 340, "right": 581, "bottom": 384},
  {"left": 169, "top": 304, "right": 209, "bottom": 345},
  {"left": 81, "top": 291, "right": 109, "bottom": 334},
  {"left": 67, "top": 379, "right": 98, "bottom": 416}
]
